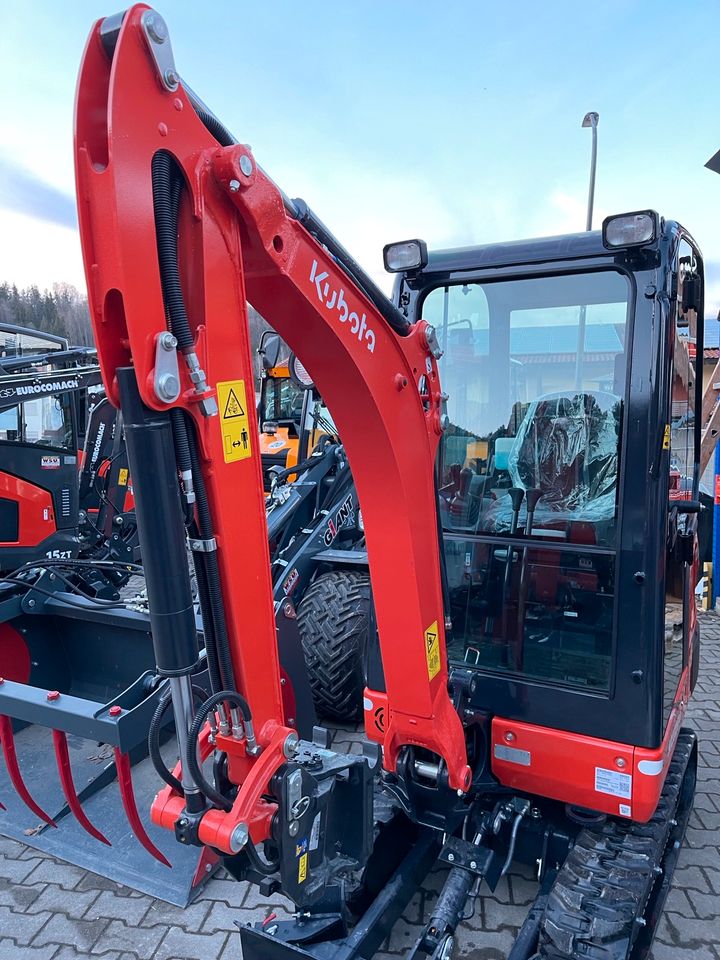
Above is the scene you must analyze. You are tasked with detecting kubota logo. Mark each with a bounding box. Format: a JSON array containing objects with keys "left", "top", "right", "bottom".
[{"left": 309, "top": 260, "right": 376, "bottom": 354}]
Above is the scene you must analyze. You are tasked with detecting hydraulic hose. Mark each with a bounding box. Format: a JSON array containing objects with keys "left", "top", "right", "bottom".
[
  {"left": 186, "top": 690, "right": 252, "bottom": 811},
  {"left": 151, "top": 151, "right": 194, "bottom": 350},
  {"left": 185, "top": 421, "right": 237, "bottom": 694},
  {"left": 151, "top": 152, "right": 236, "bottom": 697},
  {"left": 148, "top": 683, "right": 210, "bottom": 796}
]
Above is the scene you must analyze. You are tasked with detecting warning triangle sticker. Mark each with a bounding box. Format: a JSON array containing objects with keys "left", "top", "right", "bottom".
[
  {"left": 426, "top": 632, "right": 436, "bottom": 651},
  {"left": 223, "top": 388, "right": 245, "bottom": 419}
]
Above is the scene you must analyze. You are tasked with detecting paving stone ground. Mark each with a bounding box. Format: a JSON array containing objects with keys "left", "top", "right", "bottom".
[{"left": 1, "top": 617, "right": 718, "bottom": 959}]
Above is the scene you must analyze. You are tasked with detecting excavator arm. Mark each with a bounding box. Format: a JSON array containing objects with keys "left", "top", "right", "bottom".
[{"left": 74, "top": 3, "right": 470, "bottom": 895}]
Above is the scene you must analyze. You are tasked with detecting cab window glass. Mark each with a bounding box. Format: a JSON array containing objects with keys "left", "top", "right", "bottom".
[{"left": 423, "top": 271, "right": 630, "bottom": 691}]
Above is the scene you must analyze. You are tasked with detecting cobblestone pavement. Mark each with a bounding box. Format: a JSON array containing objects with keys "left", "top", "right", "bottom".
[{"left": 1, "top": 618, "right": 718, "bottom": 960}]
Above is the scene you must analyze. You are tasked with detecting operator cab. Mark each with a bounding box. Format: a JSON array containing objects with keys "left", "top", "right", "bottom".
[
  {"left": 0, "top": 324, "right": 82, "bottom": 568},
  {"left": 390, "top": 213, "right": 703, "bottom": 751}
]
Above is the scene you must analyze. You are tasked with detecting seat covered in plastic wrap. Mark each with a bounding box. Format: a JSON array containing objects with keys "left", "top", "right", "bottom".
[{"left": 481, "top": 390, "right": 621, "bottom": 543}]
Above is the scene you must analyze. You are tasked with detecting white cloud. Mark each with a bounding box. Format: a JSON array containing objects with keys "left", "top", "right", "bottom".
[{"left": 0, "top": 209, "right": 85, "bottom": 292}]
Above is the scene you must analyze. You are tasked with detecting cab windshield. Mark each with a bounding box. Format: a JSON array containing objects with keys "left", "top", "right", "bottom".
[{"left": 422, "top": 270, "right": 630, "bottom": 691}]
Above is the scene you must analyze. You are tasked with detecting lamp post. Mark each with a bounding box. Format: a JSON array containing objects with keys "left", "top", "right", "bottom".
[{"left": 582, "top": 112, "right": 599, "bottom": 231}]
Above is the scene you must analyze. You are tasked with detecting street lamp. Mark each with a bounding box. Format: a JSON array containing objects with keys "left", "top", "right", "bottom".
[{"left": 582, "top": 112, "right": 599, "bottom": 231}]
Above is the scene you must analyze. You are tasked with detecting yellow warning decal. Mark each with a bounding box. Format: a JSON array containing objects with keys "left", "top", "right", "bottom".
[
  {"left": 298, "top": 852, "right": 308, "bottom": 884},
  {"left": 662, "top": 424, "right": 671, "bottom": 450},
  {"left": 425, "top": 620, "right": 441, "bottom": 681},
  {"left": 216, "top": 380, "right": 252, "bottom": 463},
  {"left": 118, "top": 468, "right": 129, "bottom": 486}
]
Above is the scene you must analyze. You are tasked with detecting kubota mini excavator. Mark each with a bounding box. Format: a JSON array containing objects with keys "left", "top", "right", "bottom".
[{"left": 0, "top": 7, "right": 702, "bottom": 957}]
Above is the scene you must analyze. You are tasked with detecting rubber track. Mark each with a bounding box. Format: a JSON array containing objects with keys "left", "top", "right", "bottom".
[
  {"left": 538, "top": 730, "right": 696, "bottom": 960},
  {"left": 297, "top": 570, "right": 371, "bottom": 721}
]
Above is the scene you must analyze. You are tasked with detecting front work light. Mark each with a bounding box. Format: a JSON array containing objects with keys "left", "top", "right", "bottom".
[
  {"left": 383, "top": 239, "right": 428, "bottom": 273},
  {"left": 602, "top": 211, "right": 657, "bottom": 249}
]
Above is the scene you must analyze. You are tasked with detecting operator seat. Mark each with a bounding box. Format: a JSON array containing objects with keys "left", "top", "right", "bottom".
[{"left": 481, "top": 390, "right": 621, "bottom": 542}]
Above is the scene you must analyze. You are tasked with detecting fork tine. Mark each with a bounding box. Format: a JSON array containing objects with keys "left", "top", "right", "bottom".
[
  {"left": 113, "top": 748, "right": 171, "bottom": 866},
  {"left": 0, "top": 715, "right": 56, "bottom": 827},
  {"left": 52, "top": 730, "right": 111, "bottom": 845}
]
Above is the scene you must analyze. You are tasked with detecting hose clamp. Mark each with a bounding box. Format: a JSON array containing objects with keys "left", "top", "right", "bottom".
[{"left": 188, "top": 537, "right": 217, "bottom": 553}]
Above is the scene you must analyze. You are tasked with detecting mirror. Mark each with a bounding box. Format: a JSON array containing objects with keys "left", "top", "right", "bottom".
[{"left": 258, "top": 332, "right": 282, "bottom": 370}]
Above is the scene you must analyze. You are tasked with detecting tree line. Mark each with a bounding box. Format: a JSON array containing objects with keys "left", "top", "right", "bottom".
[{"left": 0, "top": 283, "right": 94, "bottom": 345}]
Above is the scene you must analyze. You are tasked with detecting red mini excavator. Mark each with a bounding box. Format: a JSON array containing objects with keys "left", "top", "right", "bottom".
[{"left": 1, "top": 6, "right": 702, "bottom": 957}]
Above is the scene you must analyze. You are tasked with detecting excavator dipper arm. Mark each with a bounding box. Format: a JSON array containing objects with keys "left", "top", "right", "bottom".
[{"left": 74, "top": 3, "right": 470, "bottom": 894}]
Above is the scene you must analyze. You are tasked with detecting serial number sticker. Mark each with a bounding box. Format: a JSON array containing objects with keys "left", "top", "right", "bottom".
[
  {"left": 216, "top": 380, "right": 252, "bottom": 463},
  {"left": 494, "top": 743, "right": 531, "bottom": 766},
  {"left": 298, "top": 852, "right": 308, "bottom": 884},
  {"left": 425, "top": 620, "right": 440, "bottom": 681},
  {"left": 595, "top": 766, "right": 632, "bottom": 799}
]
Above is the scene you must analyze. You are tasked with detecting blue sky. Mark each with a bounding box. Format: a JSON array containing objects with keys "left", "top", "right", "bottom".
[{"left": 1, "top": 1, "right": 720, "bottom": 310}]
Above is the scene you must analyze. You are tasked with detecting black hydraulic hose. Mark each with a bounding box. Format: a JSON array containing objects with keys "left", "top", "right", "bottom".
[
  {"left": 194, "top": 105, "right": 236, "bottom": 148},
  {"left": 151, "top": 153, "right": 235, "bottom": 696},
  {"left": 244, "top": 836, "right": 280, "bottom": 875},
  {"left": 170, "top": 408, "right": 223, "bottom": 695},
  {"left": 148, "top": 683, "right": 209, "bottom": 796},
  {"left": 151, "top": 151, "right": 194, "bottom": 350},
  {"left": 185, "top": 420, "right": 237, "bottom": 694},
  {"left": 186, "top": 690, "right": 252, "bottom": 811}
]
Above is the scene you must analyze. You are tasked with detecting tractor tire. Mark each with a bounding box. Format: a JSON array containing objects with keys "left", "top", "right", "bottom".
[{"left": 297, "top": 570, "right": 371, "bottom": 722}]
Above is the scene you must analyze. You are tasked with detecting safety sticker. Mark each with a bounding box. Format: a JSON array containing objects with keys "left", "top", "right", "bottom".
[
  {"left": 595, "top": 766, "right": 632, "bottom": 799},
  {"left": 662, "top": 424, "right": 671, "bottom": 450},
  {"left": 216, "top": 380, "right": 252, "bottom": 464},
  {"left": 41, "top": 456, "right": 60, "bottom": 470},
  {"left": 118, "top": 468, "right": 129, "bottom": 486},
  {"left": 425, "top": 620, "right": 440, "bottom": 681},
  {"left": 298, "top": 852, "right": 308, "bottom": 884}
]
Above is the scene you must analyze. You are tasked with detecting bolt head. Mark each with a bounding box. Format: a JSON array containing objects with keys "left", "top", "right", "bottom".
[
  {"left": 47, "top": 690, "right": 60, "bottom": 701},
  {"left": 504, "top": 731, "right": 515, "bottom": 743},
  {"left": 145, "top": 13, "right": 168, "bottom": 44},
  {"left": 157, "top": 373, "right": 180, "bottom": 400},
  {"left": 230, "top": 823, "right": 249, "bottom": 852},
  {"left": 159, "top": 331, "right": 177, "bottom": 351},
  {"left": 27, "top": 598, "right": 36, "bottom": 608},
  {"left": 470, "top": 860, "right": 477, "bottom": 870},
  {"left": 239, "top": 154, "right": 253, "bottom": 177},
  {"left": 615, "top": 757, "right": 626, "bottom": 769},
  {"left": 447, "top": 853, "right": 455, "bottom": 862},
  {"left": 164, "top": 68, "right": 179, "bottom": 89},
  {"left": 228, "top": 179, "right": 241, "bottom": 193}
]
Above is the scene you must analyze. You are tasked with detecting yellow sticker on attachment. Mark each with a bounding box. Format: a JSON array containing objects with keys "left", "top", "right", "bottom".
[
  {"left": 662, "top": 424, "right": 671, "bottom": 450},
  {"left": 118, "top": 468, "right": 129, "bottom": 486},
  {"left": 216, "top": 380, "right": 252, "bottom": 463},
  {"left": 298, "top": 852, "right": 308, "bottom": 884},
  {"left": 425, "top": 620, "right": 441, "bottom": 681}
]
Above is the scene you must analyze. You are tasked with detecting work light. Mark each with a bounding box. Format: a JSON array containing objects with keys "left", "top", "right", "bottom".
[
  {"left": 602, "top": 211, "right": 657, "bottom": 249},
  {"left": 383, "top": 239, "right": 428, "bottom": 273}
]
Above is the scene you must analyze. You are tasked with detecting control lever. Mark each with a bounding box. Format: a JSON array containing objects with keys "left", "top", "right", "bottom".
[
  {"left": 514, "top": 489, "right": 542, "bottom": 670},
  {"left": 500, "top": 488, "right": 525, "bottom": 655}
]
